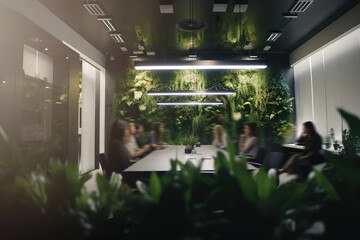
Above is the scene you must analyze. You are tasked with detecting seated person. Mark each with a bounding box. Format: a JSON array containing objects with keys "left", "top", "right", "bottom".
[
  {"left": 135, "top": 124, "right": 144, "bottom": 148},
  {"left": 127, "top": 122, "right": 150, "bottom": 159},
  {"left": 146, "top": 122, "right": 168, "bottom": 150},
  {"left": 279, "top": 121, "right": 324, "bottom": 176},
  {"left": 212, "top": 125, "right": 227, "bottom": 149},
  {"left": 238, "top": 122, "right": 260, "bottom": 159},
  {"left": 107, "top": 120, "right": 132, "bottom": 173}
]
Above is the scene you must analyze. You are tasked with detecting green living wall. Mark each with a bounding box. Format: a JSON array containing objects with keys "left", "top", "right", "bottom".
[{"left": 112, "top": 68, "right": 294, "bottom": 144}]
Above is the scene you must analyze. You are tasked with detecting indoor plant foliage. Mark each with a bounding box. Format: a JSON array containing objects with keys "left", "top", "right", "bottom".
[
  {"left": 2, "top": 109, "right": 360, "bottom": 238},
  {"left": 113, "top": 68, "right": 293, "bottom": 144}
]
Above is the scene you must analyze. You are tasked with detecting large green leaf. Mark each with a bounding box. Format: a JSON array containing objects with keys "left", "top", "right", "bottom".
[
  {"left": 149, "top": 172, "right": 162, "bottom": 204},
  {"left": 254, "top": 168, "right": 276, "bottom": 200},
  {"left": 339, "top": 108, "right": 360, "bottom": 136},
  {"left": 314, "top": 169, "right": 339, "bottom": 202}
]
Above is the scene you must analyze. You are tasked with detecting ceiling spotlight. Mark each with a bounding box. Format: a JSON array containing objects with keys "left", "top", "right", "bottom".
[
  {"left": 110, "top": 33, "right": 124, "bottom": 43},
  {"left": 65, "top": 56, "right": 69, "bottom": 60},
  {"left": 44, "top": 48, "right": 49, "bottom": 51},
  {"left": 267, "top": 32, "right": 282, "bottom": 42},
  {"left": 213, "top": 0, "right": 228, "bottom": 12},
  {"left": 98, "top": 17, "right": 116, "bottom": 32},
  {"left": 234, "top": 0, "right": 248, "bottom": 13},
  {"left": 83, "top": 1, "right": 105, "bottom": 16},
  {"left": 290, "top": 0, "right": 313, "bottom": 13},
  {"left": 159, "top": 0, "right": 174, "bottom": 14}
]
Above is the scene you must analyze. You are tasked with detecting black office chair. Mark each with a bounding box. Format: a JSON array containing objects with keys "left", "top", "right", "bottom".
[
  {"left": 248, "top": 151, "right": 286, "bottom": 171},
  {"left": 98, "top": 153, "right": 111, "bottom": 179}
]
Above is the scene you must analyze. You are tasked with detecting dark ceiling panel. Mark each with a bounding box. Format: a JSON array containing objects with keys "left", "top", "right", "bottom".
[{"left": 39, "top": 0, "right": 359, "bottom": 61}]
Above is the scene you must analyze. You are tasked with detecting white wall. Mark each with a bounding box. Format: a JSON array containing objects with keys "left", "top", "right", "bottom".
[
  {"left": 80, "top": 60, "right": 97, "bottom": 174},
  {"left": 293, "top": 26, "right": 360, "bottom": 142}
]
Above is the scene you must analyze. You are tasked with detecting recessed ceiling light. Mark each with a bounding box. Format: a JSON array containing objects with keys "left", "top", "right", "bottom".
[
  {"left": 233, "top": 0, "right": 248, "bottom": 13},
  {"left": 266, "top": 32, "right": 282, "bottom": 42},
  {"left": 133, "top": 50, "right": 144, "bottom": 55},
  {"left": 83, "top": 1, "right": 105, "bottom": 16},
  {"left": 65, "top": 56, "right": 69, "bottom": 60},
  {"left": 2, "top": 80, "right": 6, "bottom": 84},
  {"left": 130, "top": 55, "right": 138, "bottom": 58},
  {"left": 120, "top": 47, "right": 128, "bottom": 52},
  {"left": 263, "top": 45, "right": 271, "bottom": 51},
  {"left": 98, "top": 17, "right": 116, "bottom": 32},
  {"left": 110, "top": 33, "right": 124, "bottom": 43},
  {"left": 283, "top": 13, "right": 298, "bottom": 18},
  {"left": 44, "top": 48, "right": 49, "bottom": 51},
  {"left": 29, "top": 37, "right": 42, "bottom": 42},
  {"left": 290, "top": 0, "right": 313, "bottom": 13},
  {"left": 213, "top": 0, "right": 228, "bottom": 12},
  {"left": 159, "top": 0, "right": 174, "bottom": 14}
]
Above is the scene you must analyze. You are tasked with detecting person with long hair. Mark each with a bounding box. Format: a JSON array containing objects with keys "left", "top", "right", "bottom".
[
  {"left": 238, "top": 122, "right": 260, "bottom": 158},
  {"left": 127, "top": 122, "right": 150, "bottom": 159},
  {"left": 146, "top": 122, "right": 168, "bottom": 150},
  {"left": 279, "top": 121, "right": 323, "bottom": 174},
  {"left": 212, "top": 125, "right": 227, "bottom": 149},
  {"left": 107, "top": 120, "right": 132, "bottom": 173}
]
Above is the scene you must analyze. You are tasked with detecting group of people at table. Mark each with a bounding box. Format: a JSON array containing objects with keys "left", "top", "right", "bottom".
[{"left": 108, "top": 119, "right": 324, "bottom": 179}]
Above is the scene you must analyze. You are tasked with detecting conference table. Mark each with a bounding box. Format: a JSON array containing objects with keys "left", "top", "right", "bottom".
[
  {"left": 282, "top": 143, "right": 341, "bottom": 155},
  {"left": 122, "top": 145, "right": 256, "bottom": 186}
]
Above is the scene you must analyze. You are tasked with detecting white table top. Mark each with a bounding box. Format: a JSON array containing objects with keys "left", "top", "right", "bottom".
[{"left": 124, "top": 145, "right": 256, "bottom": 172}]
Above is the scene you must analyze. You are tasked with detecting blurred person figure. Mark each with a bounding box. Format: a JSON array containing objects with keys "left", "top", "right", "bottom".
[
  {"left": 146, "top": 122, "right": 168, "bottom": 150},
  {"left": 279, "top": 121, "right": 323, "bottom": 175},
  {"left": 127, "top": 122, "right": 150, "bottom": 159},
  {"left": 212, "top": 125, "right": 227, "bottom": 149},
  {"left": 238, "top": 122, "right": 260, "bottom": 159},
  {"left": 108, "top": 120, "right": 131, "bottom": 173}
]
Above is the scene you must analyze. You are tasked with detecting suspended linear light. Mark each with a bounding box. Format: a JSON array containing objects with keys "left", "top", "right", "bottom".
[
  {"left": 157, "top": 102, "right": 223, "bottom": 106},
  {"left": 148, "top": 90, "right": 234, "bottom": 96},
  {"left": 98, "top": 17, "right": 116, "bottom": 32},
  {"left": 135, "top": 60, "right": 267, "bottom": 70}
]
